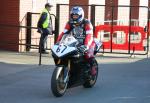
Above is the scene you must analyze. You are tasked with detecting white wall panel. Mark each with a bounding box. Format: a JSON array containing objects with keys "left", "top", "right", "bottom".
[{"left": 118, "top": 0, "right": 130, "bottom": 25}]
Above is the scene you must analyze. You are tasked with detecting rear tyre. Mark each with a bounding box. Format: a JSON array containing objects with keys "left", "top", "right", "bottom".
[
  {"left": 51, "top": 66, "right": 68, "bottom": 97},
  {"left": 83, "top": 58, "right": 98, "bottom": 88}
]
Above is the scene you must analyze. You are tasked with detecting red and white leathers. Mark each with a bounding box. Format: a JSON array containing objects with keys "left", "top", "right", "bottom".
[{"left": 56, "top": 19, "right": 95, "bottom": 60}]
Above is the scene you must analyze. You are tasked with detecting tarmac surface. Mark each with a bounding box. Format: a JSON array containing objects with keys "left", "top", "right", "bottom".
[{"left": 0, "top": 50, "right": 150, "bottom": 103}]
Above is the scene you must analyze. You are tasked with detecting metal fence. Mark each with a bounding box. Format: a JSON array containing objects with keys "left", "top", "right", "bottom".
[
  {"left": 56, "top": 4, "right": 150, "bottom": 56},
  {"left": 0, "top": 4, "right": 150, "bottom": 65},
  {"left": 24, "top": 12, "right": 57, "bottom": 51},
  {"left": 0, "top": 12, "right": 57, "bottom": 52}
]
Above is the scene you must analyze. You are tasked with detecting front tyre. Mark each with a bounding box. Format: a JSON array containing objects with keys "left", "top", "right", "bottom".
[
  {"left": 51, "top": 66, "right": 68, "bottom": 97},
  {"left": 83, "top": 58, "right": 98, "bottom": 88}
]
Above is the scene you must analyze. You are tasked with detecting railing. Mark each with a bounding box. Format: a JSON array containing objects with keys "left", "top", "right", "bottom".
[
  {"left": 56, "top": 4, "right": 149, "bottom": 57},
  {"left": 0, "top": 12, "right": 58, "bottom": 65}
]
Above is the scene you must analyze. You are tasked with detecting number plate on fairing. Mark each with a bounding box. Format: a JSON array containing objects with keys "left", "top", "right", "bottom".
[{"left": 52, "top": 44, "right": 76, "bottom": 58}]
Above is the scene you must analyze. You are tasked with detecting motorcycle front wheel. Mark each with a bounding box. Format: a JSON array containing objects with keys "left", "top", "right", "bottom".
[{"left": 51, "top": 66, "right": 68, "bottom": 97}]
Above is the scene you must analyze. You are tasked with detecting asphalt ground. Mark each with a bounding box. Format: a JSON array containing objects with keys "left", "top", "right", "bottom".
[{"left": 0, "top": 50, "right": 150, "bottom": 103}]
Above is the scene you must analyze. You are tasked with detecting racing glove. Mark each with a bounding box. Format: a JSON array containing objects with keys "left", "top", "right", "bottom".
[{"left": 78, "top": 45, "right": 88, "bottom": 53}]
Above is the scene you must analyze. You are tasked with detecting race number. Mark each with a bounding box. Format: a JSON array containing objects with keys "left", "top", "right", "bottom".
[{"left": 56, "top": 45, "right": 67, "bottom": 53}]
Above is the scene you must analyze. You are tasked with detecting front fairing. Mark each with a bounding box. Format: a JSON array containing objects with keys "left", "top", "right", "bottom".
[
  {"left": 51, "top": 44, "right": 77, "bottom": 58},
  {"left": 51, "top": 34, "right": 79, "bottom": 58}
]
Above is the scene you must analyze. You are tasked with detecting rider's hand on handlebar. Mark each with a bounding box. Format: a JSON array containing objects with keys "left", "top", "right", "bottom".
[{"left": 78, "top": 45, "right": 88, "bottom": 53}]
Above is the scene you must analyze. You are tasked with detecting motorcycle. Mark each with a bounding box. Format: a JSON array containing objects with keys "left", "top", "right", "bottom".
[{"left": 51, "top": 34, "right": 102, "bottom": 97}]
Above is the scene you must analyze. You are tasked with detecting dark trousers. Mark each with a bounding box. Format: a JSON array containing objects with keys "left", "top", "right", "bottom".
[{"left": 39, "top": 28, "right": 50, "bottom": 52}]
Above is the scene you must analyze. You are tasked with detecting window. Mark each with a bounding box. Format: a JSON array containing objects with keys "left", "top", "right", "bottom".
[
  {"left": 129, "top": 32, "right": 141, "bottom": 43},
  {"left": 98, "top": 30, "right": 110, "bottom": 42},
  {"left": 112, "top": 31, "right": 126, "bottom": 44}
]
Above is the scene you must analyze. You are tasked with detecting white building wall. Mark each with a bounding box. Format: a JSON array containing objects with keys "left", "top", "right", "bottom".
[
  {"left": 49, "top": 0, "right": 69, "bottom": 34},
  {"left": 139, "top": 0, "right": 148, "bottom": 26},
  {"left": 118, "top": 0, "right": 130, "bottom": 25},
  {"left": 89, "top": 0, "right": 105, "bottom": 25},
  {"left": 140, "top": 0, "right": 148, "bottom": 6},
  {"left": 89, "top": 0, "right": 105, "bottom": 5}
]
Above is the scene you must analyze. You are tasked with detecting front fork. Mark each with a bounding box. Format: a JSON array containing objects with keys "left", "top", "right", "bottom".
[{"left": 56, "top": 59, "right": 71, "bottom": 83}]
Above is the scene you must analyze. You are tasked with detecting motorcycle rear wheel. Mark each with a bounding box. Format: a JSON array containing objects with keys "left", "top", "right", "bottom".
[
  {"left": 83, "top": 58, "right": 98, "bottom": 88},
  {"left": 51, "top": 66, "right": 68, "bottom": 97}
]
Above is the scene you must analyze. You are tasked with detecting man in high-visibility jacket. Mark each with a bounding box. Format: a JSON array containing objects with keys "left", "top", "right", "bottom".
[{"left": 37, "top": 3, "right": 53, "bottom": 54}]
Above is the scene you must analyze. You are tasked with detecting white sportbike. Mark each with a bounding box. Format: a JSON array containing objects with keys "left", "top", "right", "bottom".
[{"left": 51, "top": 34, "right": 102, "bottom": 97}]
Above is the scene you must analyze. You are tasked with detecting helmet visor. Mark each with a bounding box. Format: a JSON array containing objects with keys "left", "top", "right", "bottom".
[{"left": 72, "top": 14, "right": 79, "bottom": 20}]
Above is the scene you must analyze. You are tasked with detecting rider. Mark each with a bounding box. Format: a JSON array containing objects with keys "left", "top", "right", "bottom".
[{"left": 56, "top": 6, "right": 96, "bottom": 68}]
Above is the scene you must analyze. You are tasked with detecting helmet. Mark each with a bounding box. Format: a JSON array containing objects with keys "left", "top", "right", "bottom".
[{"left": 70, "top": 6, "right": 84, "bottom": 24}]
